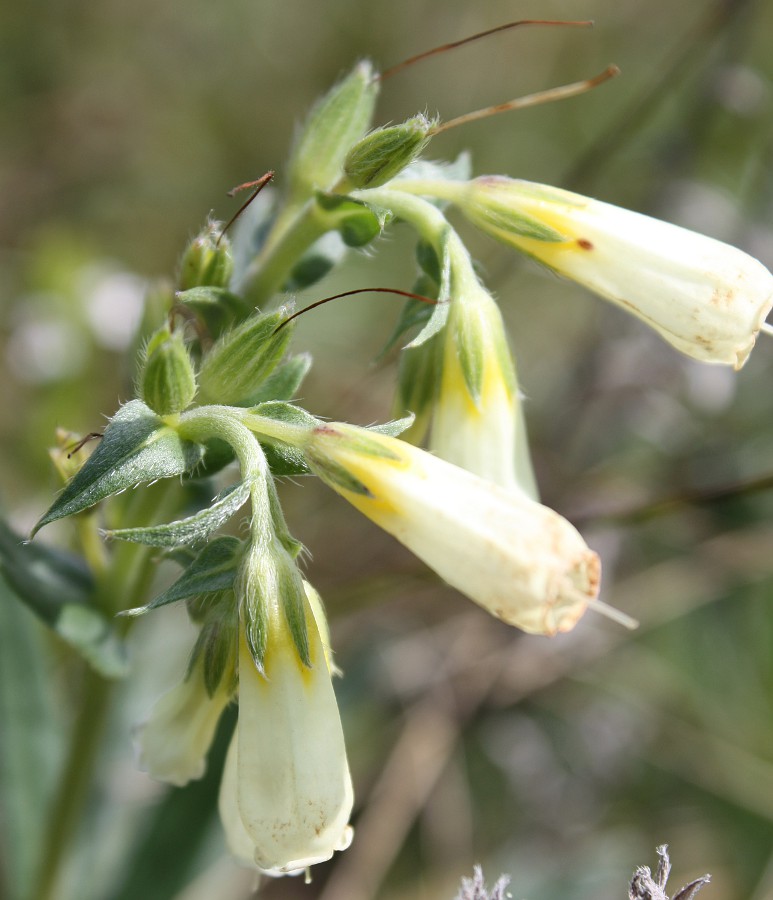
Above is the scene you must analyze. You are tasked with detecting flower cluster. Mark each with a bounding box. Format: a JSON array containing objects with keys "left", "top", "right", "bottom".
[{"left": 34, "top": 46, "right": 773, "bottom": 882}]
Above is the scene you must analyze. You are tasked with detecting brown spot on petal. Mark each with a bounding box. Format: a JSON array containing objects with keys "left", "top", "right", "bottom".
[
  {"left": 577, "top": 238, "right": 594, "bottom": 250},
  {"left": 711, "top": 286, "right": 735, "bottom": 307}
]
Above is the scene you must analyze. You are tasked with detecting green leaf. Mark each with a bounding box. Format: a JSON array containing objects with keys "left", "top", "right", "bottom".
[
  {"left": 33, "top": 400, "right": 204, "bottom": 536},
  {"left": 0, "top": 520, "right": 128, "bottom": 678},
  {"left": 0, "top": 578, "right": 61, "bottom": 900},
  {"left": 104, "top": 482, "right": 251, "bottom": 547},
  {"left": 121, "top": 536, "right": 242, "bottom": 616}
]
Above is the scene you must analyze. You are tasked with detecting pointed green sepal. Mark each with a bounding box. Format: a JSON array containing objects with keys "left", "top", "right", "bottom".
[
  {"left": 139, "top": 326, "right": 197, "bottom": 416},
  {"left": 304, "top": 453, "right": 372, "bottom": 497},
  {"left": 279, "top": 561, "right": 311, "bottom": 668},
  {"left": 454, "top": 309, "right": 485, "bottom": 402},
  {"left": 104, "top": 481, "right": 251, "bottom": 547},
  {"left": 368, "top": 414, "right": 415, "bottom": 438},
  {"left": 120, "top": 536, "right": 243, "bottom": 616},
  {"left": 33, "top": 401, "right": 204, "bottom": 536},
  {"left": 392, "top": 335, "right": 442, "bottom": 444},
  {"left": 197, "top": 309, "right": 294, "bottom": 406},
  {"left": 175, "top": 287, "right": 252, "bottom": 338},
  {"left": 238, "top": 545, "right": 269, "bottom": 675},
  {"left": 178, "top": 222, "right": 234, "bottom": 290},
  {"left": 187, "top": 590, "right": 239, "bottom": 697},
  {"left": 405, "top": 232, "right": 451, "bottom": 349}
]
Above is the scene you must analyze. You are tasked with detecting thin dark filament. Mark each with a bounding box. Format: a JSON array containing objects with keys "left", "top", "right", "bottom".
[
  {"left": 273, "top": 288, "right": 438, "bottom": 333},
  {"left": 431, "top": 64, "right": 620, "bottom": 135},
  {"left": 379, "top": 19, "right": 594, "bottom": 81},
  {"left": 217, "top": 171, "right": 275, "bottom": 245},
  {"left": 67, "top": 433, "right": 103, "bottom": 458}
]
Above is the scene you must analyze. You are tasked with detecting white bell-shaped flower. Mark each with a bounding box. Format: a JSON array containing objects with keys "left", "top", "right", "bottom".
[
  {"left": 219, "top": 596, "right": 353, "bottom": 874},
  {"left": 457, "top": 176, "right": 773, "bottom": 369},
  {"left": 305, "top": 424, "right": 604, "bottom": 636},
  {"left": 430, "top": 278, "right": 537, "bottom": 497}
]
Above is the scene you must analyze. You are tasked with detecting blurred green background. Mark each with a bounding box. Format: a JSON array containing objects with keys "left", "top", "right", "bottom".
[{"left": 1, "top": 0, "right": 773, "bottom": 898}]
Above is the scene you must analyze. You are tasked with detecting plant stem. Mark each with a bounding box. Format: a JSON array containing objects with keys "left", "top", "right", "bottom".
[
  {"left": 239, "top": 200, "right": 330, "bottom": 307},
  {"left": 31, "top": 670, "right": 112, "bottom": 900}
]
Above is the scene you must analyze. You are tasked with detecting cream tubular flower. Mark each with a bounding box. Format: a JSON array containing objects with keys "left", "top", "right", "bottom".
[
  {"left": 430, "top": 277, "right": 538, "bottom": 498},
  {"left": 452, "top": 177, "right": 773, "bottom": 368},
  {"left": 223, "top": 600, "right": 353, "bottom": 874},
  {"left": 135, "top": 662, "right": 232, "bottom": 787},
  {"left": 305, "top": 424, "right": 604, "bottom": 636}
]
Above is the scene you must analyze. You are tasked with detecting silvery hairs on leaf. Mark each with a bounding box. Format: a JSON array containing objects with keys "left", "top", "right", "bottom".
[
  {"left": 629, "top": 846, "right": 710, "bottom": 900},
  {"left": 455, "top": 866, "right": 510, "bottom": 900}
]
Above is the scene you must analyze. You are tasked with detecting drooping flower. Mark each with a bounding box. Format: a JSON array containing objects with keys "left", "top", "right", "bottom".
[
  {"left": 219, "top": 585, "right": 353, "bottom": 874},
  {"left": 430, "top": 275, "right": 538, "bottom": 497},
  {"left": 405, "top": 176, "right": 773, "bottom": 368},
  {"left": 304, "top": 423, "right": 603, "bottom": 635},
  {"left": 135, "top": 655, "right": 233, "bottom": 787}
]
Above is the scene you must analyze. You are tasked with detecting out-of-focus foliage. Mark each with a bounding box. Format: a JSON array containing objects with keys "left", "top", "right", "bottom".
[{"left": 1, "top": 1, "right": 773, "bottom": 898}]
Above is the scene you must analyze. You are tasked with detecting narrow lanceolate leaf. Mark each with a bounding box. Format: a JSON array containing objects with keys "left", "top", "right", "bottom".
[
  {"left": 105, "top": 482, "right": 251, "bottom": 547},
  {"left": 0, "top": 577, "right": 60, "bottom": 900},
  {"left": 0, "top": 520, "right": 127, "bottom": 678},
  {"left": 121, "top": 536, "right": 242, "bottom": 616},
  {"left": 32, "top": 400, "right": 204, "bottom": 536}
]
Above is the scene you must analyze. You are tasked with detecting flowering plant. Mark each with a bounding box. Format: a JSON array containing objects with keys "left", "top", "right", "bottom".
[{"left": 3, "top": 15, "right": 772, "bottom": 900}]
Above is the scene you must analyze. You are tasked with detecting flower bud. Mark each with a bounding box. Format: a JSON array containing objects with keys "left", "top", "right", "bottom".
[
  {"left": 135, "top": 655, "right": 233, "bottom": 787},
  {"left": 139, "top": 326, "right": 197, "bottom": 416},
  {"left": 197, "top": 309, "right": 293, "bottom": 406},
  {"left": 456, "top": 176, "right": 773, "bottom": 368},
  {"left": 343, "top": 115, "right": 434, "bottom": 190},
  {"left": 305, "top": 424, "right": 600, "bottom": 636},
  {"left": 430, "top": 281, "right": 537, "bottom": 497},
  {"left": 288, "top": 61, "right": 379, "bottom": 203},
  {"left": 178, "top": 222, "right": 233, "bottom": 291}
]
